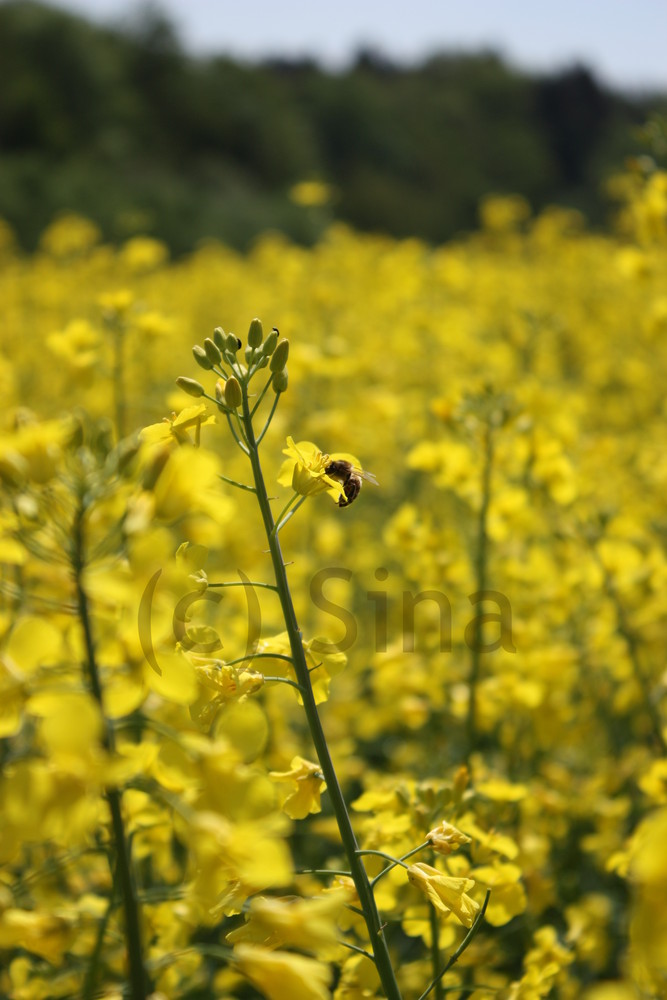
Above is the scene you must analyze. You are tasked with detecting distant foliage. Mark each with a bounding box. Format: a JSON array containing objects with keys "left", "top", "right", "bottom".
[{"left": 0, "top": 1, "right": 664, "bottom": 253}]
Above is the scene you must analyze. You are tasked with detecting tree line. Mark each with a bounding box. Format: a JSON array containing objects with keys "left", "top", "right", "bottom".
[{"left": 0, "top": 1, "right": 664, "bottom": 253}]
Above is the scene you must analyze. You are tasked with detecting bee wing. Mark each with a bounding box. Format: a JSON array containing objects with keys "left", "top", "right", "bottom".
[{"left": 359, "top": 469, "right": 379, "bottom": 486}]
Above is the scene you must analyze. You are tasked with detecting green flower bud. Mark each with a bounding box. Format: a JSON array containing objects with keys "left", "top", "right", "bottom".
[
  {"left": 176, "top": 376, "right": 206, "bottom": 398},
  {"left": 226, "top": 333, "right": 241, "bottom": 353},
  {"left": 272, "top": 368, "right": 288, "bottom": 393},
  {"left": 213, "top": 327, "right": 226, "bottom": 351},
  {"left": 204, "top": 337, "right": 222, "bottom": 365},
  {"left": 262, "top": 328, "right": 279, "bottom": 356},
  {"left": 224, "top": 376, "right": 243, "bottom": 409},
  {"left": 256, "top": 355, "right": 269, "bottom": 369},
  {"left": 270, "top": 338, "right": 289, "bottom": 373},
  {"left": 248, "top": 317, "right": 263, "bottom": 348},
  {"left": 193, "top": 344, "right": 213, "bottom": 370},
  {"left": 215, "top": 379, "right": 225, "bottom": 404},
  {"left": 245, "top": 344, "right": 254, "bottom": 364}
]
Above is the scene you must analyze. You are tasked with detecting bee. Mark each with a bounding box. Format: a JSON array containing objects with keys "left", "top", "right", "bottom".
[{"left": 325, "top": 459, "right": 379, "bottom": 508}]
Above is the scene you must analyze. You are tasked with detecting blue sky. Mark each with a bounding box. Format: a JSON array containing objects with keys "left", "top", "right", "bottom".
[{"left": 50, "top": 0, "right": 667, "bottom": 92}]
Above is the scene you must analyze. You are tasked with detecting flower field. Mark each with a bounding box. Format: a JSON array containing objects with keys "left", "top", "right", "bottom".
[{"left": 1, "top": 169, "right": 667, "bottom": 999}]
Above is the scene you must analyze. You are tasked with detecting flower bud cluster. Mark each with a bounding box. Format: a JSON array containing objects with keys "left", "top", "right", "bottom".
[{"left": 177, "top": 317, "right": 289, "bottom": 415}]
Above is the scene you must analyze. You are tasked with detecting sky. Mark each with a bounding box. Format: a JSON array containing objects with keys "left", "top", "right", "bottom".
[{"left": 48, "top": 0, "right": 667, "bottom": 93}]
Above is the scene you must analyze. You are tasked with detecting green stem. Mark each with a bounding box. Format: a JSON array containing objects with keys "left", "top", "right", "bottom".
[
  {"left": 297, "top": 868, "right": 352, "bottom": 877},
  {"left": 417, "top": 890, "right": 490, "bottom": 1000},
  {"left": 251, "top": 374, "right": 274, "bottom": 418},
  {"left": 224, "top": 652, "right": 294, "bottom": 668},
  {"left": 234, "top": 409, "right": 250, "bottom": 447},
  {"left": 257, "top": 390, "right": 281, "bottom": 443},
  {"left": 370, "top": 842, "right": 430, "bottom": 886},
  {"left": 262, "top": 675, "right": 305, "bottom": 693},
  {"left": 358, "top": 849, "right": 410, "bottom": 869},
  {"left": 218, "top": 473, "right": 257, "bottom": 493},
  {"left": 82, "top": 882, "right": 116, "bottom": 1000},
  {"left": 73, "top": 496, "right": 149, "bottom": 1000},
  {"left": 341, "top": 942, "right": 375, "bottom": 961},
  {"left": 111, "top": 322, "right": 127, "bottom": 441},
  {"left": 465, "top": 419, "right": 493, "bottom": 761},
  {"left": 273, "top": 493, "right": 300, "bottom": 533},
  {"left": 239, "top": 386, "right": 402, "bottom": 1000},
  {"left": 428, "top": 903, "right": 444, "bottom": 1000},
  {"left": 203, "top": 393, "right": 226, "bottom": 407},
  {"left": 274, "top": 495, "right": 308, "bottom": 534},
  {"left": 226, "top": 412, "right": 249, "bottom": 454}
]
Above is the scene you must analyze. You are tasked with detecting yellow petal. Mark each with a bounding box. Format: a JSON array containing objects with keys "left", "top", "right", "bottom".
[
  {"left": 145, "top": 649, "right": 199, "bottom": 704},
  {"left": 214, "top": 700, "right": 269, "bottom": 762},
  {"left": 5, "top": 617, "right": 63, "bottom": 675}
]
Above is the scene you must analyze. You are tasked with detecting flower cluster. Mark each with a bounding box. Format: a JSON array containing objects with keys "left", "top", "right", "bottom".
[{"left": 1, "top": 164, "right": 667, "bottom": 997}]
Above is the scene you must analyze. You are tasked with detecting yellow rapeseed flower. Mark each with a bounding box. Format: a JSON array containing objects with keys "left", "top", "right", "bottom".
[
  {"left": 234, "top": 944, "right": 332, "bottom": 1000},
  {"left": 426, "top": 820, "right": 472, "bottom": 855},
  {"left": 270, "top": 755, "right": 326, "bottom": 819},
  {"left": 227, "top": 890, "right": 347, "bottom": 957},
  {"left": 277, "top": 437, "right": 344, "bottom": 502},
  {"left": 407, "top": 862, "right": 480, "bottom": 927},
  {"left": 289, "top": 180, "right": 333, "bottom": 208}
]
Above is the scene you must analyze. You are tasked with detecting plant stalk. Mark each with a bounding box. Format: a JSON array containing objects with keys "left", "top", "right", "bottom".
[
  {"left": 240, "top": 387, "right": 402, "bottom": 1000},
  {"left": 428, "top": 902, "right": 444, "bottom": 1000},
  {"left": 465, "top": 419, "right": 493, "bottom": 761},
  {"left": 111, "top": 322, "right": 127, "bottom": 441},
  {"left": 73, "top": 496, "right": 149, "bottom": 1000}
]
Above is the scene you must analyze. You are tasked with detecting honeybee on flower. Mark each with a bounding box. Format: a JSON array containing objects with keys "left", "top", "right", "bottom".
[
  {"left": 324, "top": 459, "right": 379, "bottom": 507},
  {"left": 278, "top": 438, "right": 377, "bottom": 507}
]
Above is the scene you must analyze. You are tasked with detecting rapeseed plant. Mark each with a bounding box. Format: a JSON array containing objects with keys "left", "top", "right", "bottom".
[
  {"left": 0, "top": 164, "right": 666, "bottom": 997},
  {"left": 176, "top": 318, "right": 489, "bottom": 999}
]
